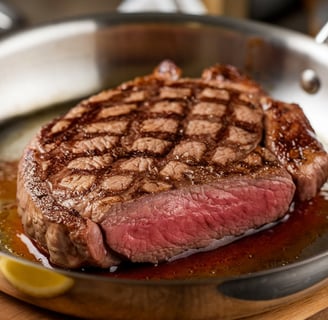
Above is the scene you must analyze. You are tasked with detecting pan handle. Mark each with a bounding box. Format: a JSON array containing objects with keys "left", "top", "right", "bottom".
[
  {"left": 0, "top": 1, "right": 25, "bottom": 35},
  {"left": 315, "top": 21, "right": 328, "bottom": 44}
]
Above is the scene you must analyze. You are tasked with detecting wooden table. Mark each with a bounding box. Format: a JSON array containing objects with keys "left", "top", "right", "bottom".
[{"left": 1, "top": 285, "right": 328, "bottom": 320}]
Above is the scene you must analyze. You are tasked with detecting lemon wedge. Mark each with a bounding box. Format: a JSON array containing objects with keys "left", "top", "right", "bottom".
[{"left": 0, "top": 257, "right": 74, "bottom": 298}]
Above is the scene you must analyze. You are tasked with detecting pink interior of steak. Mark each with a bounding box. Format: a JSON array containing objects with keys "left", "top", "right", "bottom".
[{"left": 100, "top": 168, "right": 295, "bottom": 263}]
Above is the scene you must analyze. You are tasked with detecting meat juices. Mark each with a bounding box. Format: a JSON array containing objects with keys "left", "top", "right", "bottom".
[{"left": 17, "top": 61, "right": 328, "bottom": 268}]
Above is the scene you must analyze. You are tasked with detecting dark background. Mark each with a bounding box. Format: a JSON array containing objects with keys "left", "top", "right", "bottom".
[{"left": 2, "top": 0, "right": 328, "bottom": 36}]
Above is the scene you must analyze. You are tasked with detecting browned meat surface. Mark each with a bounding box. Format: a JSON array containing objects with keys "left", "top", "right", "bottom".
[
  {"left": 265, "top": 100, "right": 328, "bottom": 201},
  {"left": 16, "top": 61, "right": 326, "bottom": 268}
]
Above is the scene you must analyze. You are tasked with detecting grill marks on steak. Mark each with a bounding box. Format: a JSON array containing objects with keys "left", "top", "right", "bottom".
[
  {"left": 33, "top": 62, "right": 265, "bottom": 201},
  {"left": 16, "top": 60, "right": 327, "bottom": 268},
  {"left": 17, "top": 156, "right": 121, "bottom": 268},
  {"left": 265, "top": 100, "right": 328, "bottom": 201}
]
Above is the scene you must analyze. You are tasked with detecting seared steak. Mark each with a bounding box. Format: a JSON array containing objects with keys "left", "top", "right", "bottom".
[
  {"left": 265, "top": 100, "right": 328, "bottom": 201},
  {"left": 17, "top": 61, "right": 327, "bottom": 268}
]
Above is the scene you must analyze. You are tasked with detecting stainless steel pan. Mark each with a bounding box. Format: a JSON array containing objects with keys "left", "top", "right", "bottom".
[{"left": 1, "top": 12, "right": 328, "bottom": 320}]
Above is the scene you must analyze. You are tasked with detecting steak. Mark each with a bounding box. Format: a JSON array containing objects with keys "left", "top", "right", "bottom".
[
  {"left": 265, "top": 100, "right": 328, "bottom": 201},
  {"left": 17, "top": 61, "right": 327, "bottom": 268}
]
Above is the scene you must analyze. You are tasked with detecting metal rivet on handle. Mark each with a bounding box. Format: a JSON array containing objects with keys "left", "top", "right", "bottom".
[{"left": 300, "top": 69, "right": 321, "bottom": 94}]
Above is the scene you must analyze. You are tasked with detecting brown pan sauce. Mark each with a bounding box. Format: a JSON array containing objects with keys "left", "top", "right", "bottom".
[{"left": 1, "top": 160, "right": 328, "bottom": 280}]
